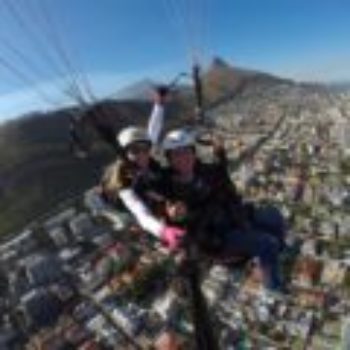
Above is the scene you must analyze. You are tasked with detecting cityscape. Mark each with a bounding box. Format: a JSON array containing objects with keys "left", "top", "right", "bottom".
[{"left": 1, "top": 81, "right": 350, "bottom": 349}]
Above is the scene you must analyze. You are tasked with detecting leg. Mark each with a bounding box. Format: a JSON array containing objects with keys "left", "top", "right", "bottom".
[
  {"left": 252, "top": 205, "right": 286, "bottom": 250},
  {"left": 222, "top": 228, "right": 282, "bottom": 291}
]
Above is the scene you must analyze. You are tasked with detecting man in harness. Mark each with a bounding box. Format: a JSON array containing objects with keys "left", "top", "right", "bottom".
[{"left": 160, "top": 128, "right": 286, "bottom": 292}]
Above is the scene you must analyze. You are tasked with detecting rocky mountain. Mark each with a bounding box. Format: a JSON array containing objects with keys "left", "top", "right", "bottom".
[
  {"left": 113, "top": 57, "right": 289, "bottom": 106},
  {"left": 114, "top": 79, "right": 156, "bottom": 101},
  {"left": 202, "top": 57, "right": 291, "bottom": 107}
]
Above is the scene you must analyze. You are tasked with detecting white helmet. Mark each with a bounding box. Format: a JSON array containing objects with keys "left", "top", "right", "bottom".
[
  {"left": 162, "top": 128, "right": 195, "bottom": 151},
  {"left": 117, "top": 126, "right": 150, "bottom": 148}
]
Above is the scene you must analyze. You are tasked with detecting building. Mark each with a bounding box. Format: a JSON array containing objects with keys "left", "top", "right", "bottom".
[
  {"left": 22, "top": 253, "right": 64, "bottom": 286},
  {"left": 20, "top": 288, "right": 63, "bottom": 329},
  {"left": 26, "top": 316, "right": 92, "bottom": 350},
  {"left": 68, "top": 213, "right": 103, "bottom": 241},
  {"left": 83, "top": 188, "right": 108, "bottom": 216},
  {"left": 43, "top": 208, "right": 77, "bottom": 230},
  {"left": 47, "top": 226, "right": 70, "bottom": 248},
  {"left": 0, "top": 229, "right": 36, "bottom": 259},
  {"left": 331, "top": 117, "right": 350, "bottom": 153},
  {"left": 0, "top": 322, "right": 21, "bottom": 350}
]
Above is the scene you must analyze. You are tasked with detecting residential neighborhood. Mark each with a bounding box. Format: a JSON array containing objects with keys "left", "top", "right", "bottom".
[{"left": 1, "top": 86, "right": 350, "bottom": 349}]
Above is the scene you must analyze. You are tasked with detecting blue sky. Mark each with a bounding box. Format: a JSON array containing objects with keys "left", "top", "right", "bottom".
[{"left": 0, "top": 0, "right": 350, "bottom": 120}]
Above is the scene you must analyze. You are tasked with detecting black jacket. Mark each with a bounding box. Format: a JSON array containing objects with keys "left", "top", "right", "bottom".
[{"left": 160, "top": 160, "right": 246, "bottom": 253}]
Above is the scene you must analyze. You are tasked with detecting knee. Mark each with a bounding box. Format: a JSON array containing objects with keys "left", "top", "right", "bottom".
[
  {"left": 258, "top": 206, "right": 286, "bottom": 234},
  {"left": 257, "top": 235, "right": 280, "bottom": 260},
  {"left": 264, "top": 206, "right": 284, "bottom": 223}
]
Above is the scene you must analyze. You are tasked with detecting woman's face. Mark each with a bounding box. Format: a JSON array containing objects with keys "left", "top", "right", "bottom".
[
  {"left": 166, "top": 200, "right": 187, "bottom": 222},
  {"left": 168, "top": 146, "right": 196, "bottom": 177},
  {"left": 126, "top": 141, "right": 151, "bottom": 168}
]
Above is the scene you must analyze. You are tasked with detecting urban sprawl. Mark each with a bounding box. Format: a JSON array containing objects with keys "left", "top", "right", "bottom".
[{"left": 1, "top": 84, "right": 350, "bottom": 349}]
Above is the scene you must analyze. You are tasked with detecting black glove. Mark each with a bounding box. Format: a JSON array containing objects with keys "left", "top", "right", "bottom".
[{"left": 155, "top": 85, "right": 169, "bottom": 98}]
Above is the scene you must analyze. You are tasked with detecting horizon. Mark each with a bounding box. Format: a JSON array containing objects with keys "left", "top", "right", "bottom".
[{"left": 1, "top": 0, "right": 350, "bottom": 121}]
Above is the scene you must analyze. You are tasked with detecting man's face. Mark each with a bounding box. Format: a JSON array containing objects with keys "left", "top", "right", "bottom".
[{"left": 168, "top": 146, "right": 195, "bottom": 176}]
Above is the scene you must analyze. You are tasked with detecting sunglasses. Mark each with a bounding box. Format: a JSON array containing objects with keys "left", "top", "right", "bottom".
[
  {"left": 169, "top": 146, "right": 194, "bottom": 156},
  {"left": 127, "top": 142, "right": 151, "bottom": 154}
]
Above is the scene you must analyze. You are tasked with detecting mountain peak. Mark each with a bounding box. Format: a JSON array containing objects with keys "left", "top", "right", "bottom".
[
  {"left": 211, "top": 57, "right": 232, "bottom": 69},
  {"left": 114, "top": 79, "right": 155, "bottom": 101}
]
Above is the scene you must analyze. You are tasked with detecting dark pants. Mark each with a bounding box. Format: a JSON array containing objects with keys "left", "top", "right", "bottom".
[
  {"left": 252, "top": 205, "right": 286, "bottom": 250},
  {"left": 222, "top": 206, "right": 286, "bottom": 290},
  {"left": 222, "top": 228, "right": 282, "bottom": 290}
]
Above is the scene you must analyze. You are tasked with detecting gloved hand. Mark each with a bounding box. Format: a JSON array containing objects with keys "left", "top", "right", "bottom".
[
  {"left": 154, "top": 85, "right": 169, "bottom": 104},
  {"left": 161, "top": 226, "right": 186, "bottom": 250}
]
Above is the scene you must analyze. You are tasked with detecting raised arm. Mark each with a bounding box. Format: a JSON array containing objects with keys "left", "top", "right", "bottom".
[
  {"left": 147, "top": 87, "right": 169, "bottom": 145},
  {"left": 147, "top": 104, "right": 164, "bottom": 145}
]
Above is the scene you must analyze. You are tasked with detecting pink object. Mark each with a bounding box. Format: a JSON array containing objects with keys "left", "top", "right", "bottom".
[{"left": 161, "top": 226, "right": 186, "bottom": 250}]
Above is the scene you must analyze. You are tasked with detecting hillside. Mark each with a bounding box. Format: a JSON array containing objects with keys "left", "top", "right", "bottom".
[
  {"left": 0, "top": 100, "right": 155, "bottom": 237},
  {"left": 0, "top": 110, "right": 104, "bottom": 236}
]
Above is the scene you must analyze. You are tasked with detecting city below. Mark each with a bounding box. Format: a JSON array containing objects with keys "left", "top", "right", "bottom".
[{"left": 1, "top": 85, "right": 350, "bottom": 350}]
